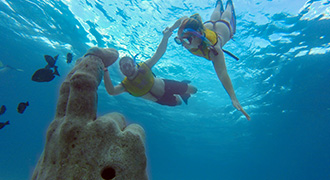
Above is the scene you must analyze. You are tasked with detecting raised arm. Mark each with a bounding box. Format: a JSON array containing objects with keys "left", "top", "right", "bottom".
[
  {"left": 103, "top": 68, "right": 125, "bottom": 95},
  {"left": 145, "top": 16, "right": 188, "bottom": 68},
  {"left": 145, "top": 27, "right": 173, "bottom": 68},
  {"left": 168, "top": 16, "right": 188, "bottom": 32},
  {"left": 211, "top": 47, "right": 250, "bottom": 120}
]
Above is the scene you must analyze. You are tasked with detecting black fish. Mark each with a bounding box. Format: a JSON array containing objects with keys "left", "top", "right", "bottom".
[
  {"left": 0, "top": 105, "right": 6, "bottom": 115},
  {"left": 17, "top": 101, "right": 29, "bottom": 114},
  {"left": 0, "top": 121, "right": 9, "bottom": 130},
  {"left": 44, "top": 54, "right": 59, "bottom": 69},
  {"left": 32, "top": 66, "right": 60, "bottom": 82},
  {"left": 66, "top": 53, "right": 73, "bottom": 64}
]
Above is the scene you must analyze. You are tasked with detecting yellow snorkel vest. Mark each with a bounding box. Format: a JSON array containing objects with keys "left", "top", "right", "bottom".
[
  {"left": 189, "top": 28, "right": 218, "bottom": 60},
  {"left": 121, "top": 62, "right": 155, "bottom": 97}
]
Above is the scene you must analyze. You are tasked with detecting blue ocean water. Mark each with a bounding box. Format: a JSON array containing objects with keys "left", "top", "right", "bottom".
[{"left": 0, "top": 0, "right": 330, "bottom": 179}]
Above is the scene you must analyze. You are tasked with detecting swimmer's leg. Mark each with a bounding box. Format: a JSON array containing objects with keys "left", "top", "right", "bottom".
[
  {"left": 175, "top": 95, "right": 183, "bottom": 105},
  {"left": 179, "top": 82, "right": 197, "bottom": 105},
  {"left": 222, "top": 0, "right": 236, "bottom": 35},
  {"left": 210, "top": 0, "right": 224, "bottom": 21},
  {"left": 179, "top": 93, "right": 190, "bottom": 105}
]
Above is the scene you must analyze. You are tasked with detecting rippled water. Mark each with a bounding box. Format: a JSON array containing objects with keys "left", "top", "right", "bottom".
[{"left": 0, "top": 0, "right": 329, "bottom": 179}]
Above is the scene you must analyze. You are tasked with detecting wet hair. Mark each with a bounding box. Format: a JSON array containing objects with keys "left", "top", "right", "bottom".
[{"left": 178, "top": 13, "right": 205, "bottom": 36}]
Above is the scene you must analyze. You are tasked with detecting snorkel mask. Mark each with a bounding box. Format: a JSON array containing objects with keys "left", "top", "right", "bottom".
[
  {"left": 119, "top": 57, "right": 137, "bottom": 77},
  {"left": 175, "top": 28, "right": 219, "bottom": 55},
  {"left": 174, "top": 28, "right": 207, "bottom": 45},
  {"left": 174, "top": 28, "right": 239, "bottom": 61}
]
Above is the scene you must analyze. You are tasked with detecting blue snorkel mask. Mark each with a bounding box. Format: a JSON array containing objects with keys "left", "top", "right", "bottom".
[
  {"left": 174, "top": 28, "right": 239, "bottom": 61},
  {"left": 174, "top": 28, "right": 206, "bottom": 45},
  {"left": 175, "top": 28, "right": 219, "bottom": 56}
]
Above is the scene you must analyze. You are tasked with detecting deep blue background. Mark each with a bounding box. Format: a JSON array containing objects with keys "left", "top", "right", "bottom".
[{"left": 0, "top": 0, "right": 329, "bottom": 179}]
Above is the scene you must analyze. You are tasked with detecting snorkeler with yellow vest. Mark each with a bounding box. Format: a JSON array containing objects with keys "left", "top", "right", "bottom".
[
  {"left": 169, "top": 0, "right": 250, "bottom": 120},
  {"left": 103, "top": 27, "right": 197, "bottom": 106}
]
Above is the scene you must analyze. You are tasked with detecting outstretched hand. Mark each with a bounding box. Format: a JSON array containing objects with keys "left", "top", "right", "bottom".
[
  {"left": 162, "top": 27, "right": 173, "bottom": 39},
  {"left": 232, "top": 99, "right": 251, "bottom": 120}
]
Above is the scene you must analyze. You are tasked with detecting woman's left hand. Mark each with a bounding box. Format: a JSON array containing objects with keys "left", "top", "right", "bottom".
[{"left": 232, "top": 99, "right": 251, "bottom": 120}]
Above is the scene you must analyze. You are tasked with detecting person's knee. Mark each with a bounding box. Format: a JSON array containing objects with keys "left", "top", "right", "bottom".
[
  {"left": 187, "top": 85, "right": 197, "bottom": 94},
  {"left": 176, "top": 96, "right": 182, "bottom": 105}
]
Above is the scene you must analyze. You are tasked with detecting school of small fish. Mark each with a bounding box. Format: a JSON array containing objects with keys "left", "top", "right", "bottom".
[
  {"left": 1, "top": 52, "right": 74, "bottom": 131},
  {"left": 0, "top": 102, "right": 29, "bottom": 130}
]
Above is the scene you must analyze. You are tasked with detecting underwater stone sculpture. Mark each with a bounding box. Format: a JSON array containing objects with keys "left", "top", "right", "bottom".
[{"left": 32, "top": 47, "right": 148, "bottom": 180}]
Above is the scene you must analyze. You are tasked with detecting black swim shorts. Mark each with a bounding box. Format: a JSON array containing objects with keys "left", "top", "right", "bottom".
[{"left": 156, "top": 79, "right": 188, "bottom": 106}]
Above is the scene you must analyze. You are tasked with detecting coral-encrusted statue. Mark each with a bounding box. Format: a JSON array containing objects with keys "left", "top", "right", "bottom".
[{"left": 32, "top": 47, "right": 148, "bottom": 180}]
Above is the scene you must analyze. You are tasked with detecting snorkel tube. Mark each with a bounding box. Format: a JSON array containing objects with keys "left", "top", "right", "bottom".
[
  {"left": 133, "top": 53, "right": 139, "bottom": 64},
  {"left": 222, "top": 49, "right": 239, "bottom": 61},
  {"left": 132, "top": 53, "right": 157, "bottom": 77},
  {"left": 183, "top": 28, "right": 239, "bottom": 61}
]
